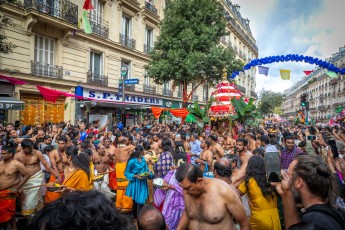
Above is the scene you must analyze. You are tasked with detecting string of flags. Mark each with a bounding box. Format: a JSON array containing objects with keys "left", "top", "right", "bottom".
[{"left": 257, "top": 65, "right": 338, "bottom": 81}]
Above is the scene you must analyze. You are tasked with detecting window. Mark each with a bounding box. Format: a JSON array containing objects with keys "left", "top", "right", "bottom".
[
  {"left": 90, "top": 0, "right": 103, "bottom": 24},
  {"left": 145, "top": 27, "right": 153, "bottom": 47},
  {"left": 177, "top": 84, "right": 182, "bottom": 97},
  {"left": 122, "top": 15, "right": 132, "bottom": 38},
  {"left": 192, "top": 83, "right": 197, "bottom": 96},
  {"left": 121, "top": 60, "right": 131, "bottom": 79},
  {"left": 164, "top": 81, "right": 170, "bottom": 90},
  {"left": 34, "top": 35, "right": 54, "bottom": 64},
  {"left": 144, "top": 70, "right": 150, "bottom": 85},
  {"left": 90, "top": 51, "right": 103, "bottom": 75},
  {"left": 203, "top": 84, "right": 209, "bottom": 101}
]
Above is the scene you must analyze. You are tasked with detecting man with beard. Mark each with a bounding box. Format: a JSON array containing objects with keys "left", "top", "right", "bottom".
[
  {"left": 231, "top": 138, "right": 253, "bottom": 186},
  {"left": 195, "top": 140, "right": 213, "bottom": 173},
  {"left": 281, "top": 135, "right": 303, "bottom": 170},
  {"left": 114, "top": 137, "right": 135, "bottom": 213},
  {"left": 223, "top": 133, "right": 236, "bottom": 156},
  {"left": 209, "top": 135, "right": 224, "bottom": 160},
  {"left": 176, "top": 163, "right": 249, "bottom": 230},
  {"left": 273, "top": 156, "right": 344, "bottom": 230},
  {"left": 14, "top": 139, "right": 58, "bottom": 216}
]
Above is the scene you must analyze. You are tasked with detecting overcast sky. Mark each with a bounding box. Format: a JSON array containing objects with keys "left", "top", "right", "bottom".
[{"left": 232, "top": 0, "right": 345, "bottom": 93}]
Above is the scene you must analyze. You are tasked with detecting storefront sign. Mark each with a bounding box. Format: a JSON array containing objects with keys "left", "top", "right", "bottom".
[
  {"left": 82, "top": 88, "right": 163, "bottom": 106},
  {"left": 0, "top": 102, "right": 23, "bottom": 110}
]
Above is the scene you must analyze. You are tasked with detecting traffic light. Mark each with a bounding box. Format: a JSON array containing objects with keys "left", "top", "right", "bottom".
[{"left": 301, "top": 98, "right": 306, "bottom": 107}]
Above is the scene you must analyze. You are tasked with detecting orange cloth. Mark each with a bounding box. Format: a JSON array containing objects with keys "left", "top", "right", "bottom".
[
  {"left": 169, "top": 108, "right": 189, "bottom": 118},
  {"left": 89, "top": 162, "right": 95, "bottom": 189},
  {"left": 151, "top": 106, "right": 167, "bottom": 118},
  {"left": 108, "top": 162, "right": 117, "bottom": 190},
  {"left": 63, "top": 169, "right": 90, "bottom": 191},
  {"left": 45, "top": 172, "right": 64, "bottom": 203},
  {"left": 115, "top": 162, "right": 133, "bottom": 211},
  {"left": 0, "top": 190, "right": 16, "bottom": 223}
]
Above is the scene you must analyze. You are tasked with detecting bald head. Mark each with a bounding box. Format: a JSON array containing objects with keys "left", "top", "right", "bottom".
[
  {"left": 138, "top": 205, "right": 166, "bottom": 230},
  {"left": 214, "top": 158, "right": 232, "bottom": 178}
]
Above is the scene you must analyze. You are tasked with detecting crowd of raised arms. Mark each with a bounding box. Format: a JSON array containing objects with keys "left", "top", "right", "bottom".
[{"left": 0, "top": 120, "right": 345, "bottom": 230}]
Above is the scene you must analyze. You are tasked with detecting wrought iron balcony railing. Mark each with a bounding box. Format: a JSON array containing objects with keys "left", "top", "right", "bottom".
[
  {"left": 89, "top": 14, "right": 109, "bottom": 38},
  {"left": 192, "top": 95, "right": 199, "bottom": 101},
  {"left": 143, "top": 84, "right": 156, "bottom": 94},
  {"left": 119, "top": 33, "right": 136, "bottom": 49},
  {"left": 145, "top": 1, "right": 158, "bottom": 15},
  {"left": 250, "top": 91, "right": 257, "bottom": 98},
  {"left": 163, "top": 88, "right": 173, "bottom": 97},
  {"left": 24, "top": 0, "right": 78, "bottom": 25},
  {"left": 31, "top": 61, "right": 63, "bottom": 79},
  {"left": 236, "top": 85, "right": 246, "bottom": 94},
  {"left": 144, "top": 44, "right": 153, "bottom": 55},
  {"left": 125, "top": 84, "right": 135, "bottom": 91},
  {"left": 87, "top": 72, "right": 108, "bottom": 87}
]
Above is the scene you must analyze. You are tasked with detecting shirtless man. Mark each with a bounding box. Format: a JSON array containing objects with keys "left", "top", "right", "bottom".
[
  {"left": 245, "top": 133, "right": 257, "bottom": 152},
  {"left": 0, "top": 146, "right": 30, "bottom": 228},
  {"left": 223, "top": 134, "right": 236, "bottom": 155},
  {"left": 209, "top": 134, "right": 224, "bottom": 160},
  {"left": 114, "top": 137, "right": 135, "bottom": 213},
  {"left": 14, "top": 139, "right": 58, "bottom": 216},
  {"left": 151, "top": 134, "right": 162, "bottom": 156},
  {"left": 104, "top": 138, "right": 116, "bottom": 162},
  {"left": 231, "top": 138, "right": 253, "bottom": 187},
  {"left": 176, "top": 164, "right": 249, "bottom": 230},
  {"left": 95, "top": 144, "right": 109, "bottom": 173},
  {"left": 195, "top": 140, "right": 213, "bottom": 172}
]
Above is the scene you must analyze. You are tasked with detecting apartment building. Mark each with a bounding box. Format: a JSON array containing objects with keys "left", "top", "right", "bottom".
[
  {"left": 220, "top": 0, "right": 258, "bottom": 99},
  {"left": 0, "top": 0, "right": 258, "bottom": 125},
  {"left": 282, "top": 47, "right": 345, "bottom": 123}
]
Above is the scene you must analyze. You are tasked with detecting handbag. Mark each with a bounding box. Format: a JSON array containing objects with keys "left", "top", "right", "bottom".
[{"left": 203, "top": 163, "right": 214, "bottom": 178}]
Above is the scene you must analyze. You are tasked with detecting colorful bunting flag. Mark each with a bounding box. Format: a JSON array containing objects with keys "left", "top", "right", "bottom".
[
  {"left": 83, "top": 0, "right": 94, "bottom": 10},
  {"left": 303, "top": 70, "right": 313, "bottom": 75},
  {"left": 280, "top": 69, "right": 291, "bottom": 80},
  {"left": 258, "top": 66, "right": 269, "bottom": 76},
  {"left": 326, "top": 71, "right": 338, "bottom": 78},
  {"left": 82, "top": 10, "right": 92, "bottom": 34}
]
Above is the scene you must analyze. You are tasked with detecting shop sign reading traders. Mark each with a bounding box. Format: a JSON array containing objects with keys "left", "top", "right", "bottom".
[{"left": 84, "top": 90, "right": 163, "bottom": 106}]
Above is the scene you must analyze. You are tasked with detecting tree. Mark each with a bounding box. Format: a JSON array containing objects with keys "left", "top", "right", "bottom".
[
  {"left": 229, "top": 97, "right": 260, "bottom": 128},
  {"left": 0, "top": 0, "right": 17, "bottom": 54},
  {"left": 146, "top": 0, "right": 243, "bottom": 107},
  {"left": 257, "top": 89, "right": 284, "bottom": 115}
]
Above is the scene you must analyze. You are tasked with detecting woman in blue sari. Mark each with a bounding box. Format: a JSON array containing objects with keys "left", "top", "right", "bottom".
[{"left": 125, "top": 145, "right": 153, "bottom": 220}]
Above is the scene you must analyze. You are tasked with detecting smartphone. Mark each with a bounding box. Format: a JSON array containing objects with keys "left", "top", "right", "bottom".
[
  {"left": 328, "top": 139, "right": 339, "bottom": 158},
  {"left": 264, "top": 152, "right": 282, "bottom": 183},
  {"left": 307, "top": 135, "right": 317, "bottom": 141}
]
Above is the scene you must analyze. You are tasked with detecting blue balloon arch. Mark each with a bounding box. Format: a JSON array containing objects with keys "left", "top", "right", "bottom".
[{"left": 228, "top": 54, "right": 345, "bottom": 80}]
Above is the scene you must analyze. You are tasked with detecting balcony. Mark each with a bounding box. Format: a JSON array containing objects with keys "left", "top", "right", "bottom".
[
  {"left": 318, "top": 105, "right": 326, "bottom": 110},
  {"left": 143, "top": 84, "right": 156, "bottom": 94},
  {"left": 87, "top": 72, "right": 108, "bottom": 87},
  {"left": 162, "top": 88, "right": 173, "bottom": 97},
  {"left": 250, "top": 91, "right": 257, "bottom": 98},
  {"left": 24, "top": 0, "right": 78, "bottom": 26},
  {"left": 192, "top": 95, "right": 199, "bottom": 101},
  {"left": 145, "top": 1, "right": 158, "bottom": 15},
  {"left": 125, "top": 84, "right": 135, "bottom": 91},
  {"left": 31, "top": 61, "right": 63, "bottom": 79},
  {"left": 89, "top": 14, "right": 109, "bottom": 38},
  {"left": 236, "top": 84, "right": 246, "bottom": 94},
  {"left": 221, "top": 36, "right": 227, "bottom": 44},
  {"left": 329, "top": 78, "right": 337, "bottom": 85},
  {"left": 144, "top": 44, "right": 153, "bottom": 55},
  {"left": 119, "top": 33, "right": 136, "bottom": 49}
]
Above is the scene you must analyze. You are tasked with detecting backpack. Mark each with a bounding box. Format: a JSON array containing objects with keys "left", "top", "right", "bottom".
[{"left": 304, "top": 204, "right": 345, "bottom": 230}]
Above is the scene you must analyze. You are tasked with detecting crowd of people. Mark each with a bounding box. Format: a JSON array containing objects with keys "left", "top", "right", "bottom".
[{"left": 0, "top": 120, "right": 345, "bottom": 230}]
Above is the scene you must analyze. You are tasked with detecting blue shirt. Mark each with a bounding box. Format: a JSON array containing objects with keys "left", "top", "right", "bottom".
[{"left": 190, "top": 140, "right": 202, "bottom": 164}]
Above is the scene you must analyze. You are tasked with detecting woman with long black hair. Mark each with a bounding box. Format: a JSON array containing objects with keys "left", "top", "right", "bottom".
[
  {"left": 154, "top": 137, "right": 174, "bottom": 178},
  {"left": 238, "top": 156, "right": 281, "bottom": 230},
  {"left": 125, "top": 145, "right": 153, "bottom": 220}
]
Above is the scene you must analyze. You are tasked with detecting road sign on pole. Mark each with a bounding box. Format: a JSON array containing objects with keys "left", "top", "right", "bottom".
[
  {"left": 120, "top": 65, "right": 128, "bottom": 102},
  {"left": 124, "top": 79, "right": 139, "bottom": 84}
]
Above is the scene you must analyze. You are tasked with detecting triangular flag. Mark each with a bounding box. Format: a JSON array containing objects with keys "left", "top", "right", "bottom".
[
  {"left": 82, "top": 10, "right": 92, "bottom": 34},
  {"left": 83, "top": 0, "right": 94, "bottom": 10},
  {"left": 303, "top": 70, "right": 313, "bottom": 75},
  {"left": 280, "top": 69, "right": 290, "bottom": 80},
  {"left": 258, "top": 66, "right": 269, "bottom": 76},
  {"left": 326, "top": 71, "right": 338, "bottom": 78}
]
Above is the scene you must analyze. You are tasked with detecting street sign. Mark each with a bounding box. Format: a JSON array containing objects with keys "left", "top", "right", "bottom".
[{"left": 124, "top": 79, "right": 139, "bottom": 84}]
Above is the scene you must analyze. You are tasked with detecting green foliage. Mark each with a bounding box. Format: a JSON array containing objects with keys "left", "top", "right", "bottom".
[
  {"left": 146, "top": 0, "right": 243, "bottom": 87},
  {"left": 257, "top": 89, "right": 284, "bottom": 116},
  {"left": 0, "top": 0, "right": 18, "bottom": 54},
  {"left": 229, "top": 97, "right": 260, "bottom": 127},
  {"left": 188, "top": 97, "right": 214, "bottom": 124}
]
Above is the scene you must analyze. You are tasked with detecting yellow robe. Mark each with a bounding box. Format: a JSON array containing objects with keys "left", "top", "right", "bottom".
[
  {"left": 89, "top": 162, "right": 95, "bottom": 189},
  {"left": 239, "top": 178, "right": 281, "bottom": 230},
  {"left": 63, "top": 169, "right": 90, "bottom": 191}
]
